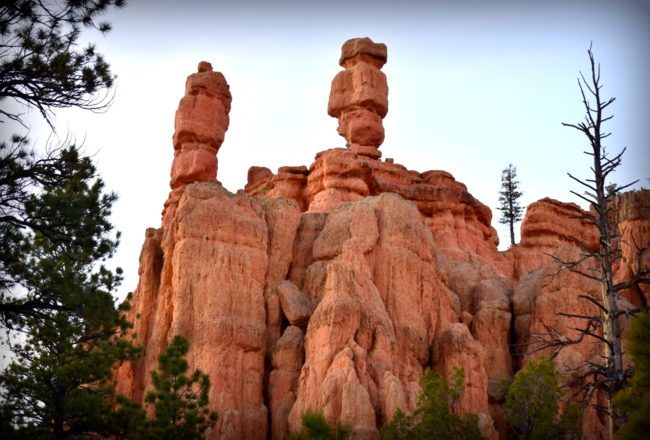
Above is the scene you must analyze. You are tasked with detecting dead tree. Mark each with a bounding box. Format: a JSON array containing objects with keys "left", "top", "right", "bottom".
[{"left": 526, "top": 46, "right": 649, "bottom": 437}]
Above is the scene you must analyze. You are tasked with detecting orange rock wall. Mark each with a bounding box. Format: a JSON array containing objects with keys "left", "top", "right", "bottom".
[
  {"left": 613, "top": 190, "right": 650, "bottom": 306},
  {"left": 117, "top": 40, "right": 649, "bottom": 440},
  {"left": 119, "top": 184, "right": 269, "bottom": 440}
]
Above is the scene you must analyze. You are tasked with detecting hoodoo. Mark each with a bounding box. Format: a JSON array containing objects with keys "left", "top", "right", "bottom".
[
  {"left": 171, "top": 61, "right": 232, "bottom": 189},
  {"left": 116, "top": 39, "right": 650, "bottom": 439},
  {"left": 328, "top": 37, "right": 388, "bottom": 160}
]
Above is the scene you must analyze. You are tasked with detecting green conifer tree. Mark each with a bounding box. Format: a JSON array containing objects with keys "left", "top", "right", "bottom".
[
  {"left": 287, "top": 411, "right": 351, "bottom": 440},
  {"left": 381, "top": 368, "right": 482, "bottom": 440},
  {"left": 504, "top": 357, "right": 580, "bottom": 440},
  {"left": 143, "top": 335, "right": 217, "bottom": 439},
  {"left": 0, "top": 158, "right": 138, "bottom": 439},
  {"left": 0, "top": 3, "right": 143, "bottom": 438},
  {"left": 0, "top": 0, "right": 126, "bottom": 326},
  {"left": 0, "top": 0, "right": 126, "bottom": 127},
  {"left": 109, "top": 336, "right": 217, "bottom": 439},
  {"left": 613, "top": 311, "right": 650, "bottom": 439},
  {"left": 498, "top": 163, "right": 524, "bottom": 246}
]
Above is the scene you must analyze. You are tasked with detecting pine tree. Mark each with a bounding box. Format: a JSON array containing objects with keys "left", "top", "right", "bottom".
[
  {"left": 0, "top": 0, "right": 126, "bottom": 328},
  {"left": 0, "top": 142, "right": 119, "bottom": 329},
  {"left": 0, "top": 3, "right": 141, "bottom": 438},
  {"left": 380, "top": 368, "right": 482, "bottom": 440},
  {"left": 504, "top": 357, "right": 581, "bottom": 439},
  {"left": 498, "top": 163, "right": 524, "bottom": 246},
  {"left": 144, "top": 336, "right": 217, "bottom": 439},
  {"left": 0, "top": 159, "right": 138, "bottom": 439},
  {"left": 0, "top": 0, "right": 126, "bottom": 127},
  {"left": 287, "top": 411, "right": 351, "bottom": 440},
  {"left": 110, "top": 336, "right": 218, "bottom": 440},
  {"left": 613, "top": 311, "right": 650, "bottom": 439}
]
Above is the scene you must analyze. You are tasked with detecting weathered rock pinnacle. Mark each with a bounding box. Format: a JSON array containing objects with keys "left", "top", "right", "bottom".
[
  {"left": 328, "top": 37, "right": 388, "bottom": 159},
  {"left": 116, "top": 42, "right": 650, "bottom": 440},
  {"left": 170, "top": 61, "right": 232, "bottom": 189}
]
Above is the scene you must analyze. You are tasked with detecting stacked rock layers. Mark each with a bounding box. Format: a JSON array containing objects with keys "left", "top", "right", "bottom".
[
  {"left": 116, "top": 39, "right": 650, "bottom": 440},
  {"left": 171, "top": 61, "right": 232, "bottom": 189},
  {"left": 328, "top": 37, "right": 388, "bottom": 160}
]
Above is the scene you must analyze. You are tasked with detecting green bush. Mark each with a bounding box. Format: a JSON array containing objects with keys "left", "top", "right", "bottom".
[
  {"left": 380, "top": 368, "right": 482, "bottom": 440},
  {"left": 110, "top": 336, "right": 217, "bottom": 439},
  {"left": 614, "top": 311, "right": 650, "bottom": 439},
  {"left": 504, "top": 357, "right": 580, "bottom": 440},
  {"left": 287, "top": 411, "right": 351, "bottom": 440}
]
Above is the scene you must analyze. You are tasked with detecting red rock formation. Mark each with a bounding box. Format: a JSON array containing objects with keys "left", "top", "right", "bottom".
[
  {"left": 118, "top": 64, "right": 268, "bottom": 440},
  {"left": 287, "top": 193, "right": 459, "bottom": 439},
  {"left": 508, "top": 198, "right": 599, "bottom": 361},
  {"left": 261, "top": 197, "right": 301, "bottom": 353},
  {"left": 521, "top": 244, "right": 608, "bottom": 438},
  {"left": 613, "top": 189, "right": 650, "bottom": 306},
  {"left": 277, "top": 280, "right": 315, "bottom": 329},
  {"left": 433, "top": 324, "right": 498, "bottom": 440},
  {"left": 171, "top": 61, "right": 231, "bottom": 189},
  {"left": 269, "top": 326, "right": 305, "bottom": 440},
  {"left": 245, "top": 39, "right": 500, "bottom": 269},
  {"left": 247, "top": 150, "right": 500, "bottom": 267},
  {"left": 117, "top": 183, "right": 269, "bottom": 440},
  {"left": 328, "top": 37, "right": 388, "bottom": 160},
  {"left": 510, "top": 197, "right": 599, "bottom": 278},
  {"left": 117, "top": 41, "right": 649, "bottom": 440},
  {"left": 511, "top": 193, "right": 649, "bottom": 438}
]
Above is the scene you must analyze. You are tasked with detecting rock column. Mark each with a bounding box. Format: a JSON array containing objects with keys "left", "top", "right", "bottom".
[
  {"left": 328, "top": 37, "right": 388, "bottom": 160},
  {"left": 171, "top": 61, "right": 232, "bottom": 188}
]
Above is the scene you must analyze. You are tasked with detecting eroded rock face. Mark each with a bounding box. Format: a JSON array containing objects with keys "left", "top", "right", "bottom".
[
  {"left": 287, "top": 193, "right": 458, "bottom": 439},
  {"left": 118, "top": 43, "right": 649, "bottom": 440},
  {"left": 247, "top": 150, "right": 501, "bottom": 268},
  {"left": 513, "top": 198, "right": 599, "bottom": 277},
  {"left": 520, "top": 244, "right": 608, "bottom": 438},
  {"left": 262, "top": 197, "right": 301, "bottom": 353},
  {"left": 171, "top": 61, "right": 232, "bottom": 189},
  {"left": 119, "top": 183, "right": 269, "bottom": 440},
  {"left": 269, "top": 326, "right": 305, "bottom": 440},
  {"left": 118, "top": 62, "right": 267, "bottom": 440},
  {"left": 432, "top": 324, "right": 498, "bottom": 440},
  {"left": 613, "top": 189, "right": 650, "bottom": 306},
  {"left": 328, "top": 37, "right": 388, "bottom": 160}
]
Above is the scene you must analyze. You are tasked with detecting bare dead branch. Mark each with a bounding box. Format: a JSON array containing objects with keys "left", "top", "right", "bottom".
[{"left": 568, "top": 172, "right": 597, "bottom": 192}]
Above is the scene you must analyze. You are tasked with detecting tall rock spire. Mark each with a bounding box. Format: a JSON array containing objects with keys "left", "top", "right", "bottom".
[
  {"left": 170, "top": 61, "right": 232, "bottom": 189},
  {"left": 328, "top": 37, "right": 388, "bottom": 160}
]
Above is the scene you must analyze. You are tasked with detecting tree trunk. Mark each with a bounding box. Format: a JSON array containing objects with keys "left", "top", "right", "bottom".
[
  {"left": 54, "top": 387, "right": 65, "bottom": 440},
  {"left": 595, "top": 135, "right": 624, "bottom": 438},
  {"left": 602, "top": 281, "right": 622, "bottom": 438},
  {"left": 600, "top": 209, "right": 624, "bottom": 439},
  {"left": 509, "top": 191, "right": 515, "bottom": 246}
]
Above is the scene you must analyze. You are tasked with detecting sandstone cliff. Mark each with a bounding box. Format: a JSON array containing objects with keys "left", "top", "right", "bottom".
[{"left": 116, "top": 39, "right": 650, "bottom": 439}]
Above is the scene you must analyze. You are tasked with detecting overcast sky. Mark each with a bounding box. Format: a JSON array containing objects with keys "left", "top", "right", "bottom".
[{"left": 5, "top": 0, "right": 650, "bottom": 300}]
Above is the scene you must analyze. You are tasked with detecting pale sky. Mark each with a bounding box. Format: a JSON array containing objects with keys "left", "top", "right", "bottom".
[{"left": 4, "top": 0, "right": 650, "bottom": 300}]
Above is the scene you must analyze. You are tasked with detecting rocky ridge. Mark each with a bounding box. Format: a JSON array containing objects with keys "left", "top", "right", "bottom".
[{"left": 116, "top": 38, "right": 650, "bottom": 439}]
